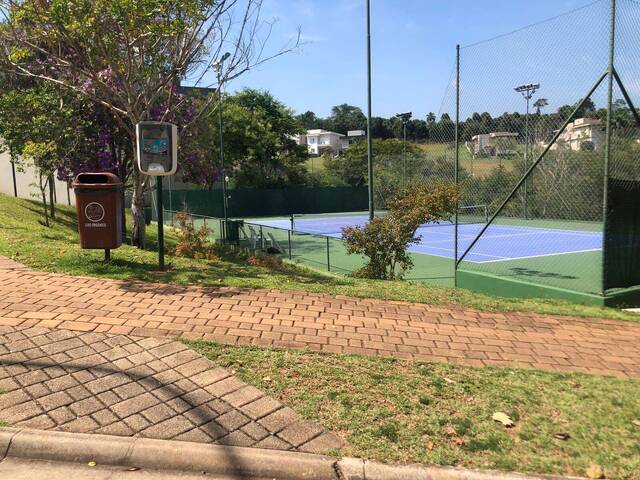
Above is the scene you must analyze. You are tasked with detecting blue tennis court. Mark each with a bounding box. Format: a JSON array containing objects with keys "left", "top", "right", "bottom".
[{"left": 249, "top": 214, "right": 603, "bottom": 264}]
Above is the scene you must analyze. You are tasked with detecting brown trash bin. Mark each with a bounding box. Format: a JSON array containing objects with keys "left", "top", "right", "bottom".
[{"left": 72, "top": 172, "right": 123, "bottom": 250}]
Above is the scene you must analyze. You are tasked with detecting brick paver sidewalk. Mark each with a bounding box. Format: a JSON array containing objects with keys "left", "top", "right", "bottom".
[
  {"left": 0, "top": 325, "right": 340, "bottom": 452},
  {"left": 1, "top": 258, "right": 640, "bottom": 378}
]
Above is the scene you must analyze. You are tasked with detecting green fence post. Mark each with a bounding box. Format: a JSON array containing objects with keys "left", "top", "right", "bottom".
[
  {"left": 260, "top": 226, "right": 264, "bottom": 250},
  {"left": 366, "top": 0, "right": 374, "bottom": 221},
  {"left": 454, "top": 44, "right": 460, "bottom": 287},
  {"left": 602, "top": 0, "right": 617, "bottom": 294},
  {"left": 326, "top": 237, "right": 331, "bottom": 271},
  {"left": 288, "top": 230, "right": 292, "bottom": 260}
]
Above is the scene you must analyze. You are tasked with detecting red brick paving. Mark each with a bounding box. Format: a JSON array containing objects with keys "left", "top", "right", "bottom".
[{"left": 1, "top": 257, "right": 640, "bottom": 378}]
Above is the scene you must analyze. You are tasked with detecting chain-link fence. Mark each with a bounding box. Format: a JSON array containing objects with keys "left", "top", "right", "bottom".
[
  {"left": 450, "top": 0, "right": 640, "bottom": 304},
  {"left": 162, "top": 0, "right": 639, "bottom": 304}
]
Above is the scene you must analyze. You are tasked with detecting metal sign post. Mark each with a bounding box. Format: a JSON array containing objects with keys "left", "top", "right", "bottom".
[
  {"left": 156, "top": 177, "right": 165, "bottom": 270},
  {"left": 136, "top": 121, "right": 178, "bottom": 271}
]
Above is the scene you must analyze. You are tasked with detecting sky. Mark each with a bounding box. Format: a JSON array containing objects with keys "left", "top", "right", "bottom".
[{"left": 221, "top": 0, "right": 622, "bottom": 120}]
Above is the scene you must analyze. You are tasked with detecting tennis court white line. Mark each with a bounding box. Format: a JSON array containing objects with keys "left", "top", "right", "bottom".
[
  {"left": 480, "top": 247, "right": 603, "bottom": 263},
  {"left": 419, "top": 231, "right": 551, "bottom": 245},
  {"left": 416, "top": 244, "right": 509, "bottom": 260},
  {"left": 487, "top": 225, "right": 602, "bottom": 237},
  {"left": 469, "top": 230, "right": 599, "bottom": 241},
  {"left": 419, "top": 230, "right": 599, "bottom": 246},
  {"left": 406, "top": 248, "right": 504, "bottom": 263}
]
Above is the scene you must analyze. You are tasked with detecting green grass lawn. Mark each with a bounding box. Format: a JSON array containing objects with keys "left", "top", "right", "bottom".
[
  {"left": 0, "top": 192, "right": 638, "bottom": 321},
  {"left": 418, "top": 142, "right": 520, "bottom": 178},
  {"left": 188, "top": 340, "right": 640, "bottom": 479}
]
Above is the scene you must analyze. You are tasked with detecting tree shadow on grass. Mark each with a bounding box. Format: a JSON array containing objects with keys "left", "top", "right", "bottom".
[
  {"left": 22, "top": 200, "right": 78, "bottom": 230},
  {"left": 77, "top": 251, "right": 349, "bottom": 295}
]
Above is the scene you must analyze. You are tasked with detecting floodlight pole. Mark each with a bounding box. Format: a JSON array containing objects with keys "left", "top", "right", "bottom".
[
  {"left": 366, "top": 0, "right": 374, "bottom": 221},
  {"left": 524, "top": 94, "right": 529, "bottom": 220},
  {"left": 215, "top": 53, "right": 231, "bottom": 240},
  {"left": 514, "top": 83, "right": 540, "bottom": 220},
  {"left": 403, "top": 122, "right": 407, "bottom": 187},
  {"left": 395, "top": 112, "right": 412, "bottom": 188}
]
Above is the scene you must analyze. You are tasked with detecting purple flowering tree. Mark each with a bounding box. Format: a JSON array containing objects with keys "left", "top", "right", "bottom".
[{"left": 0, "top": 0, "right": 299, "bottom": 248}]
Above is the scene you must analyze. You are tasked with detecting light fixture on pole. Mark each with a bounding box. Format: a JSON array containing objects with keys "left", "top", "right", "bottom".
[
  {"left": 215, "top": 52, "right": 231, "bottom": 241},
  {"left": 514, "top": 82, "right": 540, "bottom": 220},
  {"left": 395, "top": 112, "right": 412, "bottom": 188}
]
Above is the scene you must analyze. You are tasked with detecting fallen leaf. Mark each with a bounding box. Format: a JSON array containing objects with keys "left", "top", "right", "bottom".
[
  {"left": 492, "top": 412, "right": 515, "bottom": 427},
  {"left": 585, "top": 464, "right": 605, "bottom": 479},
  {"left": 553, "top": 432, "right": 571, "bottom": 441},
  {"left": 426, "top": 441, "right": 435, "bottom": 451},
  {"left": 88, "top": 461, "right": 97, "bottom": 467},
  {"left": 262, "top": 376, "right": 273, "bottom": 383},
  {"left": 444, "top": 426, "right": 457, "bottom": 436},
  {"left": 443, "top": 377, "right": 456, "bottom": 384},
  {"left": 126, "top": 467, "right": 139, "bottom": 472},
  {"left": 632, "top": 420, "right": 640, "bottom": 427},
  {"left": 454, "top": 437, "right": 466, "bottom": 446}
]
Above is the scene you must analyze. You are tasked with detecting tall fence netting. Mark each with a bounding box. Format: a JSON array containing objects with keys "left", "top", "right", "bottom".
[{"left": 455, "top": 0, "right": 640, "bottom": 297}]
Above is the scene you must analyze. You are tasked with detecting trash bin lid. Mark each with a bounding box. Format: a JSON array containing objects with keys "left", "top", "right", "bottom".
[{"left": 72, "top": 172, "right": 123, "bottom": 190}]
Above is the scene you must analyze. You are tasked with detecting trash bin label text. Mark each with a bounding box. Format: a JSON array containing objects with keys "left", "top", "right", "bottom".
[{"left": 84, "top": 202, "right": 106, "bottom": 225}]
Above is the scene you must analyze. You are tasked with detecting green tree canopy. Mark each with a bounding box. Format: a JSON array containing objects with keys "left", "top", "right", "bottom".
[{"left": 182, "top": 89, "right": 309, "bottom": 189}]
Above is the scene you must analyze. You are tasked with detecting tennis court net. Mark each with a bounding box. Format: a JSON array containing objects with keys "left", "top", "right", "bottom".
[{"left": 289, "top": 204, "right": 489, "bottom": 235}]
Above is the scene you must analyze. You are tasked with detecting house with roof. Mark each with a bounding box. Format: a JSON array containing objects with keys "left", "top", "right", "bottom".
[
  {"left": 550, "top": 117, "right": 604, "bottom": 151},
  {"left": 467, "top": 132, "right": 519, "bottom": 157},
  {"left": 295, "top": 129, "right": 347, "bottom": 155}
]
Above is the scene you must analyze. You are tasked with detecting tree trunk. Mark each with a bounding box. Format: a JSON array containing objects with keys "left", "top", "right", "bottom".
[
  {"left": 40, "top": 174, "right": 50, "bottom": 227},
  {"left": 130, "top": 168, "right": 146, "bottom": 248},
  {"left": 119, "top": 154, "right": 127, "bottom": 243},
  {"left": 48, "top": 174, "right": 56, "bottom": 220}
]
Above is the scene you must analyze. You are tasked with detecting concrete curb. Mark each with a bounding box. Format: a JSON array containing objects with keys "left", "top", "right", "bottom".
[
  {"left": 0, "top": 428, "right": 337, "bottom": 479},
  {"left": 0, "top": 428, "right": 586, "bottom": 480},
  {"left": 337, "top": 457, "right": 586, "bottom": 480}
]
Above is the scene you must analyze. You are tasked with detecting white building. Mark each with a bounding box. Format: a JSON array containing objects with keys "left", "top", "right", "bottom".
[
  {"left": 467, "top": 132, "right": 519, "bottom": 156},
  {"left": 296, "top": 129, "right": 348, "bottom": 155},
  {"left": 345, "top": 130, "right": 366, "bottom": 147},
  {"left": 550, "top": 117, "right": 604, "bottom": 151}
]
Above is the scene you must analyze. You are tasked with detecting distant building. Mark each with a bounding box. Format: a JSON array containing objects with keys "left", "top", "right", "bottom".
[
  {"left": 296, "top": 129, "right": 348, "bottom": 155},
  {"left": 346, "top": 129, "right": 366, "bottom": 140},
  {"left": 467, "top": 132, "right": 519, "bottom": 157},
  {"left": 549, "top": 117, "right": 604, "bottom": 151}
]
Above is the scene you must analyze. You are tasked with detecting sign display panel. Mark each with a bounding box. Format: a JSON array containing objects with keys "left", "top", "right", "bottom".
[{"left": 136, "top": 122, "right": 178, "bottom": 176}]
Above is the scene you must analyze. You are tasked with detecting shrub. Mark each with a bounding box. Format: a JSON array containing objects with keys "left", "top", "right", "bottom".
[
  {"left": 173, "top": 212, "right": 217, "bottom": 260},
  {"left": 342, "top": 183, "right": 459, "bottom": 280},
  {"left": 247, "top": 255, "right": 285, "bottom": 270}
]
